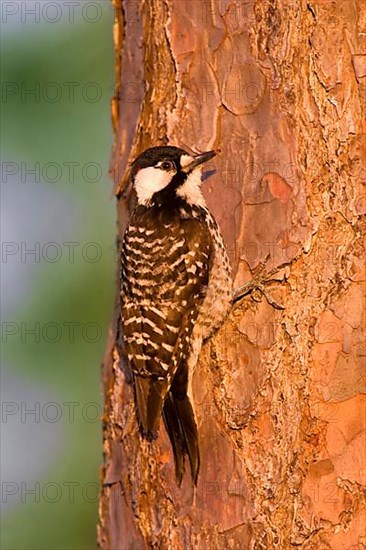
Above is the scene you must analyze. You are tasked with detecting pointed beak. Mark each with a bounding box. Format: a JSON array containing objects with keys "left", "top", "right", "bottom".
[{"left": 182, "top": 150, "right": 219, "bottom": 173}]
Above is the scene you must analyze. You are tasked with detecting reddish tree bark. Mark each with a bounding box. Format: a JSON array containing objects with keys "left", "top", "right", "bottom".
[{"left": 98, "top": 1, "right": 366, "bottom": 548}]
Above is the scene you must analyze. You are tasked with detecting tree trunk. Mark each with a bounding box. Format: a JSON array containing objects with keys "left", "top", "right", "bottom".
[{"left": 98, "top": 0, "right": 365, "bottom": 548}]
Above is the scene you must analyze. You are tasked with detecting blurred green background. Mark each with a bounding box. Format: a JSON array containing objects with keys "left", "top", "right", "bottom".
[{"left": 1, "top": 2, "right": 115, "bottom": 548}]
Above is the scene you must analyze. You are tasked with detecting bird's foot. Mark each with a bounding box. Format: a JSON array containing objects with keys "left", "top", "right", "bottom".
[{"left": 232, "top": 255, "right": 287, "bottom": 310}]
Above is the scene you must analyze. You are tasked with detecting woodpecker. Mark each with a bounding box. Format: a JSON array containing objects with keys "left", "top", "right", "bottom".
[{"left": 120, "top": 146, "right": 232, "bottom": 485}]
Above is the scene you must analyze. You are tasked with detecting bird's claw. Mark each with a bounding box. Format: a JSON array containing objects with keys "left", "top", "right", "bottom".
[{"left": 232, "top": 257, "right": 286, "bottom": 310}]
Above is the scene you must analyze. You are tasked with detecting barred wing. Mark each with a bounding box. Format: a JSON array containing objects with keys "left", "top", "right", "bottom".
[{"left": 120, "top": 210, "right": 211, "bottom": 435}]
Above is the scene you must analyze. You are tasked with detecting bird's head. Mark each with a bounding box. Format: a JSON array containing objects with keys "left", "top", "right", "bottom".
[{"left": 130, "top": 146, "right": 218, "bottom": 207}]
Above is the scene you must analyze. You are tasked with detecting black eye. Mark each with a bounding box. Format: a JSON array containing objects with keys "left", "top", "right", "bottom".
[{"left": 159, "top": 160, "right": 175, "bottom": 171}]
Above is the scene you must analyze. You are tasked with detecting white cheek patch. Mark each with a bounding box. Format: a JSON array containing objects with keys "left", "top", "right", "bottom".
[
  {"left": 134, "top": 166, "right": 173, "bottom": 205},
  {"left": 176, "top": 168, "right": 206, "bottom": 207}
]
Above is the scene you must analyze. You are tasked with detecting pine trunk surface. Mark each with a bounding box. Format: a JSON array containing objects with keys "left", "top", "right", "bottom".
[{"left": 98, "top": 1, "right": 366, "bottom": 548}]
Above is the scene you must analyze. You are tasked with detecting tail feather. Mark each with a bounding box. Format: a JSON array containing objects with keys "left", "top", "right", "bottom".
[
  {"left": 163, "top": 392, "right": 200, "bottom": 485},
  {"left": 134, "top": 376, "right": 166, "bottom": 440},
  {"left": 134, "top": 371, "right": 200, "bottom": 485},
  {"left": 163, "top": 393, "right": 186, "bottom": 485}
]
